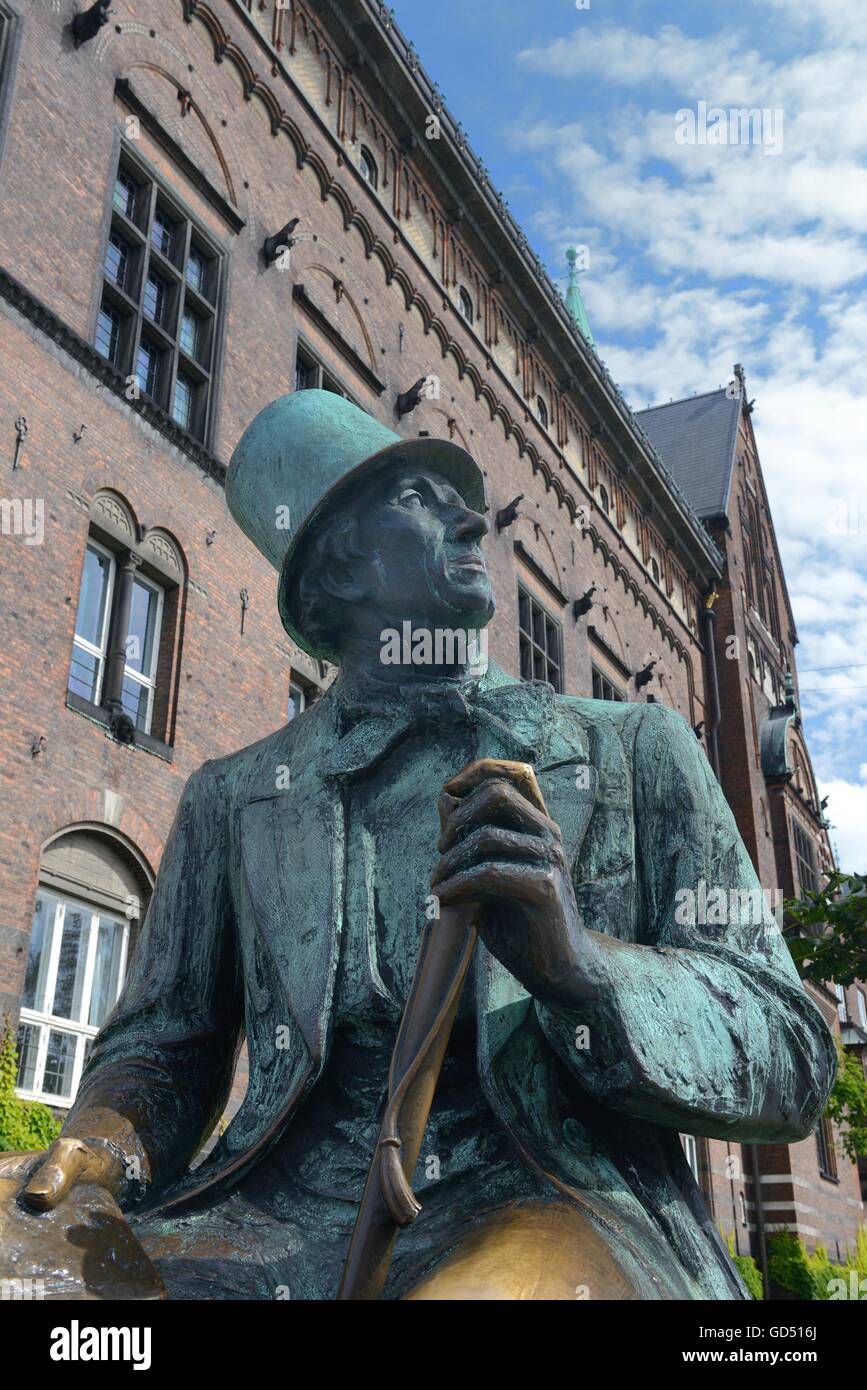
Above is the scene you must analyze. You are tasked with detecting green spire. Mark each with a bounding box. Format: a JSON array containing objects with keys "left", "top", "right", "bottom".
[{"left": 565, "top": 247, "right": 594, "bottom": 347}]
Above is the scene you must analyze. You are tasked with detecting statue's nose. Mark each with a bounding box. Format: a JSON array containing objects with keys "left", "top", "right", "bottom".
[{"left": 452, "top": 508, "right": 489, "bottom": 542}]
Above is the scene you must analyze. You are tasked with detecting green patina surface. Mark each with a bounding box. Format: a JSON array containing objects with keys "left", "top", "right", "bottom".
[{"left": 56, "top": 389, "right": 835, "bottom": 1300}]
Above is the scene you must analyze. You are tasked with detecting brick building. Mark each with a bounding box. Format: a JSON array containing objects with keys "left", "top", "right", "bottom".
[
  {"left": 639, "top": 385, "right": 866, "bottom": 1270},
  {"left": 0, "top": 0, "right": 861, "bottom": 1285}
]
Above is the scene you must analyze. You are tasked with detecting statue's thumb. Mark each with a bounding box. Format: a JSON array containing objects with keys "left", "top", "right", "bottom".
[{"left": 22, "top": 1137, "right": 91, "bottom": 1211}]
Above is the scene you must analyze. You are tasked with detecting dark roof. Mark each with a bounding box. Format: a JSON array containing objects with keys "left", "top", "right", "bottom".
[{"left": 635, "top": 390, "right": 741, "bottom": 520}]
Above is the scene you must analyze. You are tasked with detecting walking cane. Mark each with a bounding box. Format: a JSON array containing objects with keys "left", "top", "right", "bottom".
[{"left": 336, "top": 759, "right": 548, "bottom": 1301}]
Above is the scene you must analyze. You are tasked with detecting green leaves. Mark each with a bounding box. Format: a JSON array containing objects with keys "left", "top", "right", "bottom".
[
  {"left": 826, "top": 1043, "right": 867, "bottom": 1164},
  {"left": 784, "top": 871, "right": 867, "bottom": 987},
  {"left": 0, "top": 1028, "right": 62, "bottom": 1154}
]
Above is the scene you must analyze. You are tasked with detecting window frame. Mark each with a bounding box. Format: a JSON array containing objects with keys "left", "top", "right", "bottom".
[
  {"left": 359, "top": 144, "right": 378, "bottom": 189},
  {"left": 288, "top": 680, "right": 307, "bottom": 722},
  {"left": 815, "top": 1115, "right": 838, "bottom": 1182},
  {"left": 592, "top": 666, "right": 625, "bottom": 702},
  {"left": 458, "top": 286, "right": 474, "bottom": 325},
  {"left": 121, "top": 571, "right": 165, "bottom": 737},
  {"left": 95, "top": 144, "right": 224, "bottom": 446},
  {"left": 69, "top": 538, "right": 117, "bottom": 708},
  {"left": 16, "top": 889, "right": 131, "bottom": 1109},
  {"left": 293, "top": 336, "right": 359, "bottom": 404},
  {"left": 67, "top": 530, "right": 172, "bottom": 746},
  {"left": 518, "top": 585, "right": 563, "bottom": 693},
  {"left": 792, "top": 816, "right": 819, "bottom": 895},
  {"left": 681, "top": 1133, "right": 700, "bottom": 1183},
  {"left": 0, "top": 2, "right": 22, "bottom": 167}
]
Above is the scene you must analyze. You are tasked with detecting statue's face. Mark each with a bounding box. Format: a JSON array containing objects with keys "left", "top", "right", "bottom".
[{"left": 354, "top": 464, "right": 495, "bottom": 631}]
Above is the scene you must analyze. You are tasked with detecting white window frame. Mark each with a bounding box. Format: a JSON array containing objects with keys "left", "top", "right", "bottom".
[
  {"left": 122, "top": 571, "right": 164, "bottom": 736},
  {"left": 857, "top": 989, "right": 867, "bottom": 1031},
  {"left": 16, "top": 891, "right": 130, "bottom": 1109},
  {"left": 681, "top": 1133, "right": 700, "bottom": 1182},
  {"left": 835, "top": 983, "right": 848, "bottom": 1024},
  {"left": 288, "top": 680, "right": 307, "bottom": 722},
  {"left": 70, "top": 538, "right": 116, "bottom": 706}
]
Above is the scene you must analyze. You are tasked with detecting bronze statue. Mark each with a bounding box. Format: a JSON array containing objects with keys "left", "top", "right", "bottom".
[{"left": 0, "top": 391, "right": 835, "bottom": 1299}]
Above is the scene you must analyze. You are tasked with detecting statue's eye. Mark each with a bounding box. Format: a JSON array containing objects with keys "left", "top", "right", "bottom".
[{"left": 397, "top": 488, "right": 424, "bottom": 508}]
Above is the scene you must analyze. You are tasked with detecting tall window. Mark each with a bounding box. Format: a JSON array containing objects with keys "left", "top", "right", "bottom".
[
  {"left": 288, "top": 680, "right": 307, "bottom": 721},
  {"left": 359, "top": 145, "right": 378, "bottom": 189},
  {"left": 815, "top": 1116, "right": 837, "bottom": 1181},
  {"left": 293, "top": 341, "right": 357, "bottom": 401},
  {"left": 518, "top": 587, "right": 562, "bottom": 692},
  {"left": 95, "top": 151, "right": 223, "bottom": 443},
  {"left": 792, "top": 818, "right": 819, "bottom": 895},
  {"left": 681, "top": 1134, "right": 700, "bottom": 1182},
  {"left": 536, "top": 396, "right": 549, "bottom": 430},
  {"left": 857, "top": 989, "right": 867, "bottom": 1031},
  {"left": 67, "top": 540, "right": 164, "bottom": 736},
  {"left": 598, "top": 484, "right": 610, "bottom": 515},
  {"left": 458, "top": 286, "right": 474, "bottom": 324},
  {"left": 592, "top": 667, "right": 624, "bottom": 702},
  {"left": 834, "top": 984, "right": 848, "bottom": 1024},
  {"left": 16, "top": 891, "right": 130, "bottom": 1106}
]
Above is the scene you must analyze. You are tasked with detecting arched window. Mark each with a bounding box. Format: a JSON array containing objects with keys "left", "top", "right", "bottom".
[
  {"left": 16, "top": 829, "right": 152, "bottom": 1107},
  {"left": 598, "top": 484, "right": 609, "bottom": 515},
  {"left": 650, "top": 558, "right": 660, "bottom": 584},
  {"left": 536, "top": 396, "right": 548, "bottom": 430},
  {"left": 458, "top": 286, "right": 474, "bottom": 324},
  {"left": 359, "top": 146, "right": 378, "bottom": 190},
  {"left": 67, "top": 495, "right": 185, "bottom": 749}
]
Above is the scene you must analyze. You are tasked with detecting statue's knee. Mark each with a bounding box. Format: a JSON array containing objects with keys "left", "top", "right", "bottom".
[{"left": 403, "top": 1201, "right": 640, "bottom": 1301}]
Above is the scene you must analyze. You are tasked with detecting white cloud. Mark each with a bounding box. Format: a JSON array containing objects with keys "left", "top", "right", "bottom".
[
  {"left": 817, "top": 778, "right": 867, "bottom": 872},
  {"left": 506, "top": 5, "right": 867, "bottom": 862}
]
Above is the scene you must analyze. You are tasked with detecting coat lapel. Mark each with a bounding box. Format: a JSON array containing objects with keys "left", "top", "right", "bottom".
[
  {"left": 236, "top": 698, "right": 345, "bottom": 1065},
  {"left": 471, "top": 675, "right": 598, "bottom": 1055}
]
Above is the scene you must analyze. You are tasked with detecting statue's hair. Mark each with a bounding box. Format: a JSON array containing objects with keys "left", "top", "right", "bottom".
[{"left": 293, "top": 510, "right": 368, "bottom": 656}]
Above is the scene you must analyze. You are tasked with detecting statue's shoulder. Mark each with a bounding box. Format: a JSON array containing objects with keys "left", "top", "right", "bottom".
[
  {"left": 482, "top": 662, "right": 639, "bottom": 727},
  {"left": 481, "top": 664, "right": 696, "bottom": 768},
  {"left": 184, "top": 696, "right": 332, "bottom": 804}
]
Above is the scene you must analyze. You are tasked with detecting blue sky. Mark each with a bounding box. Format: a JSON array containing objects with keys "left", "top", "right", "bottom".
[{"left": 394, "top": 0, "right": 867, "bottom": 872}]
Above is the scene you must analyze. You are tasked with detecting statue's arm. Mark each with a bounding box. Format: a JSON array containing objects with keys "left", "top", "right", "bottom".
[
  {"left": 536, "top": 703, "right": 836, "bottom": 1143},
  {"left": 57, "top": 759, "right": 244, "bottom": 1207}
]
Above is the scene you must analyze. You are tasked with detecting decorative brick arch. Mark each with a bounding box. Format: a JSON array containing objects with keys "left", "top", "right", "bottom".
[{"left": 29, "top": 788, "right": 161, "bottom": 879}]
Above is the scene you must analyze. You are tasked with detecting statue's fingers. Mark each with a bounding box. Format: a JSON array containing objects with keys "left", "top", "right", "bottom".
[
  {"left": 435, "top": 860, "right": 555, "bottom": 909},
  {"left": 444, "top": 759, "right": 548, "bottom": 815},
  {"left": 21, "top": 1137, "right": 93, "bottom": 1211},
  {"left": 437, "top": 778, "right": 559, "bottom": 853},
  {"left": 436, "top": 790, "right": 460, "bottom": 833},
  {"left": 432, "top": 826, "right": 559, "bottom": 887}
]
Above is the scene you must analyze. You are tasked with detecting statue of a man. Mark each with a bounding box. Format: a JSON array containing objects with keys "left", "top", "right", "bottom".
[{"left": 1, "top": 391, "right": 835, "bottom": 1299}]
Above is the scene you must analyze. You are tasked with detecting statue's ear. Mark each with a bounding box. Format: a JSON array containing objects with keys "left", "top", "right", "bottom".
[{"left": 316, "top": 563, "right": 366, "bottom": 607}]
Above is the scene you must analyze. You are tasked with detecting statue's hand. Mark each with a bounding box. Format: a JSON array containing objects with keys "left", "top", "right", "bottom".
[
  {"left": 0, "top": 1142, "right": 166, "bottom": 1300},
  {"left": 12, "top": 1135, "right": 124, "bottom": 1210},
  {"left": 431, "top": 758, "right": 589, "bottom": 1005}
]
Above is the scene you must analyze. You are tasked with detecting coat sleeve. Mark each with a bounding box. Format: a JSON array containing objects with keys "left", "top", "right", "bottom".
[
  {"left": 61, "top": 759, "right": 244, "bottom": 1206},
  {"left": 536, "top": 703, "right": 836, "bottom": 1143}
]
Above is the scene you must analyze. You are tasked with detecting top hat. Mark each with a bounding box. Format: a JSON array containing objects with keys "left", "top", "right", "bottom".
[{"left": 225, "top": 390, "right": 486, "bottom": 660}]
